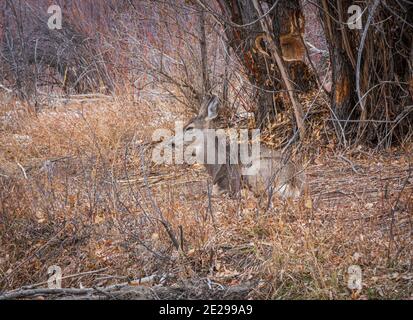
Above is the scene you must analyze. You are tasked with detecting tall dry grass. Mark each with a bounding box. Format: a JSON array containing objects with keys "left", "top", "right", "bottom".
[{"left": 0, "top": 91, "right": 411, "bottom": 299}]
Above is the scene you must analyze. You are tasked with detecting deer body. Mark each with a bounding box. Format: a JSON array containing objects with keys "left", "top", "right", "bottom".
[{"left": 174, "top": 96, "right": 304, "bottom": 199}]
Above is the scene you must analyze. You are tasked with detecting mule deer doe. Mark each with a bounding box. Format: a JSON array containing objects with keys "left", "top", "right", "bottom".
[{"left": 171, "top": 95, "right": 305, "bottom": 199}]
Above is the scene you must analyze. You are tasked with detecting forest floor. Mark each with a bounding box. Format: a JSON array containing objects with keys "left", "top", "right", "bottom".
[{"left": 0, "top": 94, "right": 412, "bottom": 300}]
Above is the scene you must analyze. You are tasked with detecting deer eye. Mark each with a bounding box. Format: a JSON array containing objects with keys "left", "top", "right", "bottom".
[{"left": 185, "top": 126, "right": 194, "bottom": 132}]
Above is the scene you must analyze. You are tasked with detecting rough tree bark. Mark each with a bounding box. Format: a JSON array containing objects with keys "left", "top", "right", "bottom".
[
  {"left": 318, "top": 0, "right": 358, "bottom": 143},
  {"left": 318, "top": 0, "right": 413, "bottom": 145},
  {"left": 216, "top": 0, "right": 312, "bottom": 135},
  {"left": 252, "top": 0, "right": 305, "bottom": 140}
]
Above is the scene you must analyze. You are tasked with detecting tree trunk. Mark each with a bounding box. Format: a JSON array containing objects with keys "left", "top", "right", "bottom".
[
  {"left": 217, "top": 0, "right": 312, "bottom": 134},
  {"left": 198, "top": 5, "right": 210, "bottom": 96},
  {"left": 318, "top": 0, "right": 358, "bottom": 143},
  {"left": 318, "top": 0, "right": 413, "bottom": 145}
]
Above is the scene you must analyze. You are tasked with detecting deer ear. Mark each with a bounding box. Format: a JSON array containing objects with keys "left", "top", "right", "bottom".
[{"left": 206, "top": 96, "right": 219, "bottom": 120}]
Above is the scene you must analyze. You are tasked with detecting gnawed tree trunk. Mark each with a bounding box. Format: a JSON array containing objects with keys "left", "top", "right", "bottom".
[
  {"left": 252, "top": 0, "right": 305, "bottom": 140},
  {"left": 216, "top": 0, "right": 314, "bottom": 133}
]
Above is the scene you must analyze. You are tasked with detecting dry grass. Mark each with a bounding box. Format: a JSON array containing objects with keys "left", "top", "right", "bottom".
[{"left": 0, "top": 92, "right": 412, "bottom": 299}]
